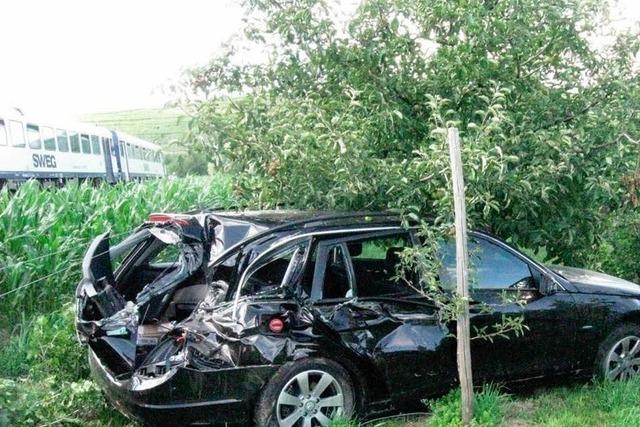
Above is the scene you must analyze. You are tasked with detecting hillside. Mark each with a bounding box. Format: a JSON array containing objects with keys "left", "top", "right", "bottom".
[{"left": 79, "top": 108, "right": 190, "bottom": 149}]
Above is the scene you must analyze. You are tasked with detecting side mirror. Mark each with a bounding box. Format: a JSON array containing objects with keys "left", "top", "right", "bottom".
[{"left": 538, "top": 275, "right": 558, "bottom": 295}]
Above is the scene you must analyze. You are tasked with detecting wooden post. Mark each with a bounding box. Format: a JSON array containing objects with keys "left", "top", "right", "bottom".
[{"left": 448, "top": 127, "right": 474, "bottom": 425}]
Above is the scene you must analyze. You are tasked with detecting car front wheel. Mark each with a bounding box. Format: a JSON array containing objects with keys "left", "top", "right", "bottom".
[
  {"left": 596, "top": 323, "right": 640, "bottom": 381},
  {"left": 255, "top": 358, "right": 356, "bottom": 427}
]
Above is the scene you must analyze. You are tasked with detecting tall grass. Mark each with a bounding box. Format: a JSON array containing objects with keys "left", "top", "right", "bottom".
[{"left": 0, "top": 176, "right": 235, "bottom": 328}]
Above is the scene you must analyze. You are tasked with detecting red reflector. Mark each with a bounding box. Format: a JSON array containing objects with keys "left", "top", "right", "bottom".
[{"left": 268, "top": 318, "right": 285, "bottom": 333}]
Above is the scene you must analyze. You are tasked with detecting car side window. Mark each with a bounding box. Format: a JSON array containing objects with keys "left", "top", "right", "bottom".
[
  {"left": 242, "top": 243, "right": 308, "bottom": 296},
  {"left": 319, "top": 244, "right": 352, "bottom": 300},
  {"left": 439, "top": 236, "right": 533, "bottom": 290},
  {"left": 347, "top": 233, "right": 413, "bottom": 297}
]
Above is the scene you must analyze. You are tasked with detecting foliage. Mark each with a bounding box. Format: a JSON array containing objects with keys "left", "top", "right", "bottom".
[
  {"left": 428, "top": 384, "right": 507, "bottom": 427},
  {"left": 182, "top": 0, "right": 640, "bottom": 269},
  {"left": 0, "top": 177, "right": 236, "bottom": 427},
  {"left": 0, "top": 377, "right": 132, "bottom": 427},
  {"left": 0, "top": 176, "right": 235, "bottom": 327},
  {"left": 165, "top": 150, "right": 211, "bottom": 177},
  {"left": 588, "top": 211, "right": 640, "bottom": 283},
  {"left": 0, "top": 305, "right": 86, "bottom": 380}
]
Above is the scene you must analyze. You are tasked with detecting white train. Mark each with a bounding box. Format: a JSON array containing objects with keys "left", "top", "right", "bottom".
[{"left": 0, "top": 109, "right": 165, "bottom": 187}]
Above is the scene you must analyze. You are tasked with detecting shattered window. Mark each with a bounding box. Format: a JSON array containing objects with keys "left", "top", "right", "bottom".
[
  {"left": 347, "top": 233, "right": 412, "bottom": 298},
  {"left": 148, "top": 244, "right": 181, "bottom": 267},
  {"left": 242, "top": 243, "right": 308, "bottom": 296}
]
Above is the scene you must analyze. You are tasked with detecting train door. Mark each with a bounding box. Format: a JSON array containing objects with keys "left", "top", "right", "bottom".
[
  {"left": 121, "top": 140, "right": 131, "bottom": 181},
  {"left": 109, "top": 131, "right": 127, "bottom": 181},
  {"left": 101, "top": 137, "right": 115, "bottom": 183}
]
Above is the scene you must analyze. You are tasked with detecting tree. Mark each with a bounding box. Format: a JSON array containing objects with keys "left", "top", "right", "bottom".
[
  {"left": 181, "top": 0, "right": 639, "bottom": 264},
  {"left": 180, "top": 0, "right": 640, "bottom": 422}
]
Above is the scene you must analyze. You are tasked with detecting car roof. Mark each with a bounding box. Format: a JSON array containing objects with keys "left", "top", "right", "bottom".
[{"left": 207, "top": 209, "right": 404, "bottom": 231}]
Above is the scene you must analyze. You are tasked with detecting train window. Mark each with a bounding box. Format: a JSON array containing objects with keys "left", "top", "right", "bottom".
[
  {"left": 9, "top": 121, "right": 25, "bottom": 147},
  {"left": 69, "top": 132, "right": 80, "bottom": 153},
  {"left": 90, "top": 135, "right": 101, "bottom": 155},
  {"left": 80, "top": 134, "right": 91, "bottom": 154},
  {"left": 110, "top": 139, "right": 117, "bottom": 156},
  {"left": 0, "top": 120, "right": 6, "bottom": 146},
  {"left": 42, "top": 127, "right": 56, "bottom": 151},
  {"left": 56, "top": 129, "right": 69, "bottom": 152},
  {"left": 26, "top": 124, "right": 42, "bottom": 149}
]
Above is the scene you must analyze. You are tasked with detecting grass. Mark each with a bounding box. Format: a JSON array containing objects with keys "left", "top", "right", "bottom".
[{"left": 353, "top": 379, "right": 640, "bottom": 427}]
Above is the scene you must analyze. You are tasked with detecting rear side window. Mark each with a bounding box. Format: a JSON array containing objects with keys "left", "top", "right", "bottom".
[
  {"left": 56, "top": 129, "right": 69, "bottom": 152},
  {"left": 0, "top": 119, "right": 7, "bottom": 146},
  {"left": 347, "top": 233, "right": 412, "bottom": 297},
  {"left": 42, "top": 126, "right": 56, "bottom": 151},
  {"left": 9, "top": 120, "right": 25, "bottom": 147}
]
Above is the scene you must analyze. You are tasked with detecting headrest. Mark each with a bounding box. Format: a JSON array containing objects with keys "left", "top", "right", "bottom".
[{"left": 347, "top": 242, "right": 362, "bottom": 257}]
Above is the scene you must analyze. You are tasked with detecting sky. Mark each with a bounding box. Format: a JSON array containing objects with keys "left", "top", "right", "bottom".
[
  {"left": 0, "top": 0, "right": 638, "bottom": 118},
  {"left": 0, "top": 0, "right": 244, "bottom": 117}
]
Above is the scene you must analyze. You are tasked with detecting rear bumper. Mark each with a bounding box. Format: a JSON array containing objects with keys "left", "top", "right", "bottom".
[{"left": 88, "top": 349, "right": 279, "bottom": 426}]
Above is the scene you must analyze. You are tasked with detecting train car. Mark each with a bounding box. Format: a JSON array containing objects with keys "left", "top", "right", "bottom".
[
  {"left": 111, "top": 131, "right": 165, "bottom": 181},
  {"left": 0, "top": 109, "right": 165, "bottom": 187}
]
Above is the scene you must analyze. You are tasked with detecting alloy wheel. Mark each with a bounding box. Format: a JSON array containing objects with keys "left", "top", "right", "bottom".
[
  {"left": 276, "top": 369, "right": 344, "bottom": 427},
  {"left": 605, "top": 335, "right": 640, "bottom": 380}
]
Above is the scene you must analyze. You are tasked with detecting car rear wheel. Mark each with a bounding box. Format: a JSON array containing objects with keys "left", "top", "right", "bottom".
[
  {"left": 255, "top": 358, "right": 356, "bottom": 427},
  {"left": 596, "top": 323, "right": 640, "bottom": 381}
]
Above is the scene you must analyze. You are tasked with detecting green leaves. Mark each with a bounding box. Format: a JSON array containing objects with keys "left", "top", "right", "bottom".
[{"left": 184, "top": 0, "right": 640, "bottom": 268}]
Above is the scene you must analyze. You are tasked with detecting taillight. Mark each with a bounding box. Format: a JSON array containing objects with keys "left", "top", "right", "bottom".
[
  {"left": 148, "top": 213, "right": 190, "bottom": 226},
  {"left": 268, "top": 318, "right": 285, "bottom": 333}
]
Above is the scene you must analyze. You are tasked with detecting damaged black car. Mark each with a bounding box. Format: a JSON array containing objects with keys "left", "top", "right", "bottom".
[{"left": 76, "top": 211, "right": 640, "bottom": 426}]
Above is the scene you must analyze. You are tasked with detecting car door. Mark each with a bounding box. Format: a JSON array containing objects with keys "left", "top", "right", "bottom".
[
  {"left": 440, "top": 233, "right": 579, "bottom": 381},
  {"left": 309, "top": 230, "right": 458, "bottom": 403}
]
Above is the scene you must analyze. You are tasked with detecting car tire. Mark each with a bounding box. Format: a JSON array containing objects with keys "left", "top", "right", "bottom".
[
  {"left": 595, "top": 323, "right": 640, "bottom": 381},
  {"left": 254, "top": 357, "right": 356, "bottom": 427}
]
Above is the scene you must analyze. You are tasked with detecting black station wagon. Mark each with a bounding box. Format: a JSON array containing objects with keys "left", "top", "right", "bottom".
[{"left": 75, "top": 211, "right": 640, "bottom": 426}]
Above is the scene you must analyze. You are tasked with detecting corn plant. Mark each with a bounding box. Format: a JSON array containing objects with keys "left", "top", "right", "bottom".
[{"left": 0, "top": 176, "right": 235, "bottom": 327}]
